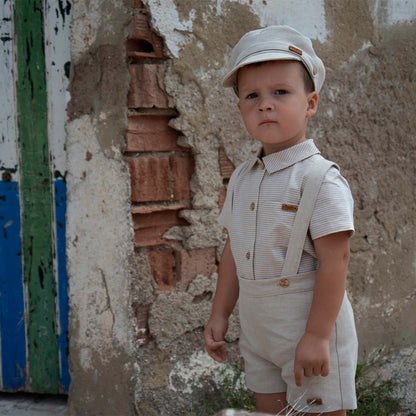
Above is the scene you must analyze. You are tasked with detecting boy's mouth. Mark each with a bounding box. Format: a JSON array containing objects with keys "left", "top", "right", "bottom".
[{"left": 259, "top": 119, "right": 277, "bottom": 125}]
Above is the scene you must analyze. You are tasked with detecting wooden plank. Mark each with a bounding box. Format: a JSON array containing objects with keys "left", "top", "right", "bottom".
[
  {"left": 54, "top": 180, "right": 70, "bottom": 392},
  {"left": 0, "top": 0, "right": 19, "bottom": 181},
  {"left": 43, "top": 0, "right": 71, "bottom": 393},
  {"left": 14, "top": 0, "right": 59, "bottom": 393}
]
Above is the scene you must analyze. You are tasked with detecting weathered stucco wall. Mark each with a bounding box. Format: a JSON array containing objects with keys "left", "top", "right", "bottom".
[
  {"left": 140, "top": 0, "right": 416, "bottom": 413},
  {"left": 66, "top": 0, "right": 137, "bottom": 414},
  {"left": 66, "top": 0, "right": 416, "bottom": 414}
]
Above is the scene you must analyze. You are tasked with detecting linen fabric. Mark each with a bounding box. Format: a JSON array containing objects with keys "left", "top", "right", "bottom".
[
  {"left": 238, "top": 272, "right": 358, "bottom": 411},
  {"left": 218, "top": 140, "right": 354, "bottom": 280},
  {"left": 218, "top": 140, "right": 358, "bottom": 411}
]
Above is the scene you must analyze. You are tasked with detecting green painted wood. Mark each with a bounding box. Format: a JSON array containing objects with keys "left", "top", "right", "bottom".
[{"left": 14, "top": 0, "right": 59, "bottom": 393}]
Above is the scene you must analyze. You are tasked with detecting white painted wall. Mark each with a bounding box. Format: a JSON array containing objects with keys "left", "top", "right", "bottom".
[
  {"left": 147, "top": 0, "right": 327, "bottom": 58},
  {"left": 0, "top": 0, "right": 19, "bottom": 181},
  {"left": 372, "top": 0, "right": 416, "bottom": 26},
  {"left": 148, "top": 0, "right": 416, "bottom": 61},
  {"left": 44, "top": 0, "right": 72, "bottom": 177}
]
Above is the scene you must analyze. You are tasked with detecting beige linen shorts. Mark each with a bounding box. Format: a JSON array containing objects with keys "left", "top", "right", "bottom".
[{"left": 238, "top": 271, "right": 358, "bottom": 413}]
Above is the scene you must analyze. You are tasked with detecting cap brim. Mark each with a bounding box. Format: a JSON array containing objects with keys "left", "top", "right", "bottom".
[{"left": 222, "top": 51, "right": 302, "bottom": 88}]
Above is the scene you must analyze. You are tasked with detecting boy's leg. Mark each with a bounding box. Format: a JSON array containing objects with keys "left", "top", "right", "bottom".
[{"left": 254, "top": 392, "right": 287, "bottom": 414}]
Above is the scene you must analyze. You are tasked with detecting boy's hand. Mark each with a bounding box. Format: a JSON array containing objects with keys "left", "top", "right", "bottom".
[
  {"left": 294, "top": 332, "right": 330, "bottom": 387},
  {"left": 204, "top": 316, "right": 228, "bottom": 363}
]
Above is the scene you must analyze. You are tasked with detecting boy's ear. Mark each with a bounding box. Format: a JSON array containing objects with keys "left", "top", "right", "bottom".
[{"left": 306, "top": 91, "right": 319, "bottom": 119}]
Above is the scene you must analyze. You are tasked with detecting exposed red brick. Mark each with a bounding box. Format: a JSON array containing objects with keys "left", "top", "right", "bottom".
[
  {"left": 127, "top": 14, "right": 165, "bottom": 58},
  {"left": 218, "top": 185, "right": 227, "bottom": 212},
  {"left": 127, "top": 114, "right": 187, "bottom": 152},
  {"left": 219, "top": 147, "right": 235, "bottom": 179},
  {"left": 175, "top": 248, "right": 217, "bottom": 290},
  {"left": 145, "top": 249, "right": 176, "bottom": 290},
  {"left": 132, "top": 0, "right": 144, "bottom": 9},
  {"left": 128, "top": 63, "right": 173, "bottom": 109},
  {"left": 126, "top": 156, "right": 172, "bottom": 202},
  {"left": 171, "top": 156, "right": 194, "bottom": 200},
  {"left": 131, "top": 203, "right": 191, "bottom": 215},
  {"left": 134, "top": 303, "right": 151, "bottom": 346},
  {"left": 132, "top": 0, "right": 143, "bottom": 9},
  {"left": 133, "top": 210, "right": 188, "bottom": 247}
]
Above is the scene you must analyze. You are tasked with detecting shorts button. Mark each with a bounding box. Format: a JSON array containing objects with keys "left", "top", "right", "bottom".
[
  {"left": 279, "top": 279, "right": 289, "bottom": 288},
  {"left": 246, "top": 252, "right": 250, "bottom": 259},
  {"left": 250, "top": 202, "right": 255, "bottom": 210}
]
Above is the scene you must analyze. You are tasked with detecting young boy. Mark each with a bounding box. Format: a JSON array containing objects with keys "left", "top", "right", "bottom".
[{"left": 204, "top": 26, "right": 358, "bottom": 415}]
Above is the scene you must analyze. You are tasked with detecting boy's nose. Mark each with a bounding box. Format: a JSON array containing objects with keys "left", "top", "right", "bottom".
[{"left": 258, "top": 97, "right": 274, "bottom": 111}]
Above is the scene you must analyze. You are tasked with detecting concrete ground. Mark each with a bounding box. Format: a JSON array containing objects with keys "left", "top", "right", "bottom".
[{"left": 0, "top": 393, "right": 67, "bottom": 415}]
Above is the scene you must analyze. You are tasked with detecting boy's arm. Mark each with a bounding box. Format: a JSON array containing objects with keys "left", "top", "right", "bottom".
[
  {"left": 204, "top": 236, "right": 239, "bottom": 363},
  {"left": 294, "top": 230, "right": 351, "bottom": 386}
]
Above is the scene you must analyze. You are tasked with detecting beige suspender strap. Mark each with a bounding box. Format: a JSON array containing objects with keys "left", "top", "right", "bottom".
[{"left": 281, "top": 157, "right": 337, "bottom": 277}]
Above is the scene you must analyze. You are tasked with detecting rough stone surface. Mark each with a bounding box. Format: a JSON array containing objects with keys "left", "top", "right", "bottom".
[
  {"left": 309, "top": 22, "right": 416, "bottom": 359},
  {"left": 66, "top": 117, "right": 137, "bottom": 416},
  {"left": 149, "top": 274, "right": 239, "bottom": 350},
  {"left": 66, "top": 1, "right": 138, "bottom": 414},
  {"left": 365, "top": 347, "right": 416, "bottom": 414}
]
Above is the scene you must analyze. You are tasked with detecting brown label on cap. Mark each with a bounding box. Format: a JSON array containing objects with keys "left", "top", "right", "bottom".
[
  {"left": 289, "top": 45, "right": 303, "bottom": 55},
  {"left": 282, "top": 204, "right": 298, "bottom": 212}
]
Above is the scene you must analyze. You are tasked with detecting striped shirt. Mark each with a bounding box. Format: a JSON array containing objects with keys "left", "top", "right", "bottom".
[{"left": 218, "top": 140, "right": 354, "bottom": 280}]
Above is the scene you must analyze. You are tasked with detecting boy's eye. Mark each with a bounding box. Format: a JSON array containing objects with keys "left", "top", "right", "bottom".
[
  {"left": 246, "top": 92, "right": 258, "bottom": 99},
  {"left": 275, "top": 89, "right": 287, "bottom": 95}
]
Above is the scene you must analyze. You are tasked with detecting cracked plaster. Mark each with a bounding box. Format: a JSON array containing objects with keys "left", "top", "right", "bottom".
[
  {"left": 149, "top": 274, "right": 240, "bottom": 350},
  {"left": 66, "top": 115, "right": 137, "bottom": 415}
]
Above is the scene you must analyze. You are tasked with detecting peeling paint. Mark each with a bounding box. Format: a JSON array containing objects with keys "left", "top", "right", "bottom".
[
  {"left": 145, "top": 0, "right": 195, "bottom": 58},
  {"left": 372, "top": 0, "right": 416, "bottom": 26},
  {"left": 247, "top": 0, "right": 327, "bottom": 41},
  {"left": 0, "top": 0, "right": 18, "bottom": 180}
]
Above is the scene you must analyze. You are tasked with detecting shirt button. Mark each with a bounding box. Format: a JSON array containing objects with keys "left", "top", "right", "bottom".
[
  {"left": 279, "top": 279, "right": 290, "bottom": 288},
  {"left": 250, "top": 202, "right": 255, "bottom": 210},
  {"left": 246, "top": 252, "right": 250, "bottom": 260},
  {"left": 259, "top": 162, "right": 265, "bottom": 170}
]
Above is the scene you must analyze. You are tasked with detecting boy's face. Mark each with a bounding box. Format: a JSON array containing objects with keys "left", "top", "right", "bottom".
[{"left": 237, "top": 60, "right": 318, "bottom": 155}]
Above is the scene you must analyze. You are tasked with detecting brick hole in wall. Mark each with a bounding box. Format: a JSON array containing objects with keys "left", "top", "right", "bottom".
[{"left": 126, "top": 2, "right": 224, "bottom": 347}]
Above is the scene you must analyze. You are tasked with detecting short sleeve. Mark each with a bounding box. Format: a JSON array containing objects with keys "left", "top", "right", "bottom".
[{"left": 309, "top": 166, "right": 354, "bottom": 240}]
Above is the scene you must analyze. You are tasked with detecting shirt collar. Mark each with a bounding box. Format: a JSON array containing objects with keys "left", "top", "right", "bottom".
[{"left": 250, "top": 139, "right": 320, "bottom": 173}]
